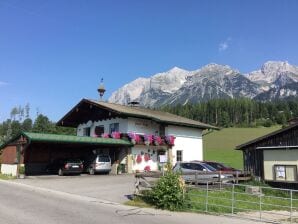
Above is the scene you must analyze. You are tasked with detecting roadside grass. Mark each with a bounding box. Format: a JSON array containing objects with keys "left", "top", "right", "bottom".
[
  {"left": 187, "top": 186, "right": 298, "bottom": 214},
  {"left": 127, "top": 186, "right": 298, "bottom": 215},
  {"left": 203, "top": 126, "right": 281, "bottom": 169},
  {"left": 0, "top": 173, "right": 16, "bottom": 180},
  {"left": 124, "top": 196, "right": 153, "bottom": 208}
]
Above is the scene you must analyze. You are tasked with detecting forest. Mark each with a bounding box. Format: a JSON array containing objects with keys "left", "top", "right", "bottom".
[
  {"left": 161, "top": 98, "right": 298, "bottom": 128},
  {"left": 1, "top": 98, "right": 298, "bottom": 144},
  {"left": 0, "top": 104, "right": 75, "bottom": 144}
]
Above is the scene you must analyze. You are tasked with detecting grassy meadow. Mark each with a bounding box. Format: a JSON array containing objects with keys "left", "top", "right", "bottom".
[{"left": 203, "top": 126, "right": 281, "bottom": 169}]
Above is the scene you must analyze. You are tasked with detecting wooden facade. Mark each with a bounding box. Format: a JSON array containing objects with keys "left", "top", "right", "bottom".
[{"left": 236, "top": 124, "right": 298, "bottom": 183}]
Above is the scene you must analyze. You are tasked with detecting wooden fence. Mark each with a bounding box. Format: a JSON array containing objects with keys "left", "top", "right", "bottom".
[{"left": 134, "top": 170, "right": 251, "bottom": 195}]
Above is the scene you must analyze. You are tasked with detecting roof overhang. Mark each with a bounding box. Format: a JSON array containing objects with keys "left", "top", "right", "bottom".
[
  {"left": 0, "top": 132, "right": 132, "bottom": 150},
  {"left": 57, "top": 99, "right": 122, "bottom": 127},
  {"left": 57, "top": 99, "right": 218, "bottom": 130}
]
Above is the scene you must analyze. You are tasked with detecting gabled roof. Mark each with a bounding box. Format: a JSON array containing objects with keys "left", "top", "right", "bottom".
[
  {"left": 235, "top": 123, "right": 298, "bottom": 150},
  {"left": 0, "top": 132, "right": 132, "bottom": 149},
  {"left": 57, "top": 98, "right": 218, "bottom": 130}
]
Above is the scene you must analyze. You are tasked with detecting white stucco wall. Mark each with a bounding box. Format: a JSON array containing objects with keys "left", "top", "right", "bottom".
[
  {"left": 1, "top": 164, "right": 18, "bottom": 176},
  {"left": 131, "top": 146, "right": 160, "bottom": 172},
  {"left": 166, "top": 125, "right": 203, "bottom": 165},
  {"left": 76, "top": 117, "right": 204, "bottom": 171},
  {"left": 77, "top": 118, "right": 128, "bottom": 136},
  {"left": 127, "top": 117, "right": 159, "bottom": 135}
]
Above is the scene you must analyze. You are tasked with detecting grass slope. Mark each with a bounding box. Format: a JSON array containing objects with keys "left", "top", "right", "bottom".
[{"left": 203, "top": 126, "right": 281, "bottom": 169}]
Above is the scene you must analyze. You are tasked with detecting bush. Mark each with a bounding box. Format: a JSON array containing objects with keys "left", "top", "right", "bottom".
[
  {"left": 19, "top": 164, "right": 25, "bottom": 175},
  {"left": 144, "top": 169, "right": 187, "bottom": 211}
]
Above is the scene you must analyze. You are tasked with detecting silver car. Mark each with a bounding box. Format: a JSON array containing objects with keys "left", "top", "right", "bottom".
[
  {"left": 173, "top": 161, "right": 234, "bottom": 183},
  {"left": 89, "top": 155, "right": 111, "bottom": 175}
]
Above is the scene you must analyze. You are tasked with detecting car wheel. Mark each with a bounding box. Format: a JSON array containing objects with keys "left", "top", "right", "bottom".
[
  {"left": 58, "top": 169, "right": 64, "bottom": 176},
  {"left": 89, "top": 168, "right": 95, "bottom": 175}
]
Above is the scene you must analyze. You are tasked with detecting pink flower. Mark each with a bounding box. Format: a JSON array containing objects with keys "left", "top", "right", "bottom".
[
  {"left": 112, "top": 131, "right": 121, "bottom": 139},
  {"left": 144, "top": 134, "right": 153, "bottom": 145},
  {"left": 166, "top": 135, "right": 175, "bottom": 145},
  {"left": 154, "top": 136, "right": 162, "bottom": 145},
  {"left": 144, "top": 165, "right": 151, "bottom": 172},
  {"left": 101, "top": 133, "right": 110, "bottom": 138},
  {"left": 129, "top": 132, "right": 141, "bottom": 144}
]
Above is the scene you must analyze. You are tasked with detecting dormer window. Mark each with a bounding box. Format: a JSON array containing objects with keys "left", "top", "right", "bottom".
[{"left": 109, "top": 123, "right": 119, "bottom": 134}]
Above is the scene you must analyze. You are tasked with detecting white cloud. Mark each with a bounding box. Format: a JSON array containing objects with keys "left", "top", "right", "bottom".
[{"left": 219, "top": 37, "right": 232, "bottom": 52}]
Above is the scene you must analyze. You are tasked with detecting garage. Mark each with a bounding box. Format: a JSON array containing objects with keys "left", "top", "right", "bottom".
[{"left": 0, "top": 132, "right": 132, "bottom": 176}]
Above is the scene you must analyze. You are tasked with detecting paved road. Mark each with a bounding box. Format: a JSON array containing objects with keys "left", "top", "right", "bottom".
[
  {"left": 13, "top": 174, "right": 135, "bottom": 203},
  {"left": 0, "top": 181, "right": 261, "bottom": 224}
]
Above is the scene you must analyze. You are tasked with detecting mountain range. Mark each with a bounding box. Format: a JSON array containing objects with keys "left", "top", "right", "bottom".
[{"left": 109, "top": 61, "right": 298, "bottom": 107}]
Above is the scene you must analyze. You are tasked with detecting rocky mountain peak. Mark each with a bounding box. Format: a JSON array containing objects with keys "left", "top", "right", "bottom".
[{"left": 109, "top": 61, "right": 298, "bottom": 106}]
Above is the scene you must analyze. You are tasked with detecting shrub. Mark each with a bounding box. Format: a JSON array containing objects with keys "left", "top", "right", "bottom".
[
  {"left": 144, "top": 169, "right": 187, "bottom": 211},
  {"left": 19, "top": 164, "right": 25, "bottom": 175}
]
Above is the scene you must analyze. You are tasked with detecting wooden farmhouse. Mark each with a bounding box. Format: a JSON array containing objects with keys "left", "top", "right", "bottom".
[
  {"left": 0, "top": 98, "right": 216, "bottom": 176},
  {"left": 236, "top": 123, "right": 298, "bottom": 187}
]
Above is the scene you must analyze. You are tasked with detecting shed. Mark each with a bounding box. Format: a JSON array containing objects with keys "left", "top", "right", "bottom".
[
  {"left": 236, "top": 124, "right": 298, "bottom": 186},
  {"left": 0, "top": 132, "right": 132, "bottom": 176}
]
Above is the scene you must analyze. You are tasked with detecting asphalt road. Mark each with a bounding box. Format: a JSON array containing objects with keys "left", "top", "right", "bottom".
[{"left": 0, "top": 180, "right": 261, "bottom": 224}]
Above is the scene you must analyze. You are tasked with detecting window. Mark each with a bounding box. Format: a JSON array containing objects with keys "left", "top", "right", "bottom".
[
  {"left": 109, "top": 123, "right": 119, "bottom": 133},
  {"left": 95, "top": 126, "right": 104, "bottom": 136},
  {"left": 274, "top": 165, "right": 297, "bottom": 182},
  {"left": 190, "top": 163, "right": 205, "bottom": 171},
  {"left": 176, "top": 150, "right": 183, "bottom": 162},
  {"left": 83, "top": 127, "right": 91, "bottom": 136}
]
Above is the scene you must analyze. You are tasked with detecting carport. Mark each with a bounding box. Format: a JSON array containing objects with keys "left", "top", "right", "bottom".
[{"left": 0, "top": 132, "right": 132, "bottom": 176}]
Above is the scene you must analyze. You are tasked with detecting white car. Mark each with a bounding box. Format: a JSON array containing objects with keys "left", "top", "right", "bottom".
[
  {"left": 88, "top": 155, "right": 111, "bottom": 175},
  {"left": 173, "top": 161, "right": 234, "bottom": 183}
]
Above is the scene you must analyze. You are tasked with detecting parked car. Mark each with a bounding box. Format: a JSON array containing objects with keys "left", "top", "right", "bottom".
[
  {"left": 203, "top": 161, "right": 240, "bottom": 172},
  {"left": 88, "top": 155, "right": 111, "bottom": 175},
  {"left": 173, "top": 161, "right": 234, "bottom": 183},
  {"left": 47, "top": 159, "right": 84, "bottom": 176}
]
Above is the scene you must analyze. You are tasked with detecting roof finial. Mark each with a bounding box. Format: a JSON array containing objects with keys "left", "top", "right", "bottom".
[{"left": 97, "top": 78, "right": 106, "bottom": 101}]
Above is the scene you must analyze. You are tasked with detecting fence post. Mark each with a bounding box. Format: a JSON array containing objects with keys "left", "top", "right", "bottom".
[
  {"left": 290, "top": 190, "right": 293, "bottom": 224},
  {"left": 236, "top": 171, "right": 239, "bottom": 184},
  {"left": 259, "top": 192, "right": 262, "bottom": 221},
  {"left": 231, "top": 184, "right": 235, "bottom": 214},
  {"left": 205, "top": 182, "right": 209, "bottom": 212},
  {"left": 195, "top": 171, "right": 198, "bottom": 186},
  {"left": 134, "top": 175, "right": 140, "bottom": 195}
]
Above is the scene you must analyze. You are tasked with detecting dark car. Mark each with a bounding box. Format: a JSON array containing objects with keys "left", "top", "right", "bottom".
[
  {"left": 47, "top": 159, "right": 84, "bottom": 176},
  {"left": 203, "top": 161, "right": 240, "bottom": 172}
]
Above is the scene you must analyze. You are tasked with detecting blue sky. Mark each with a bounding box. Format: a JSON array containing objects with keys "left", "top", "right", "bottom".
[{"left": 1, "top": 0, "right": 298, "bottom": 122}]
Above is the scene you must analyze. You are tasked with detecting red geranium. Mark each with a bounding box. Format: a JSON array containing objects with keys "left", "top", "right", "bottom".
[
  {"left": 136, "top": 155, "right": 142, "bottom": 163},
  {"left": 144, "top": 153, "right": 150, "bottom": 162}
]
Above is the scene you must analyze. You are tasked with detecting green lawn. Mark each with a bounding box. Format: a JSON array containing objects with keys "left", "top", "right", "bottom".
[
  {"left": 203, "top": 126, "right": 281, "bottom": 169},
  {"left": 187, "top": 186, "right": 298, "bottom": 214}
]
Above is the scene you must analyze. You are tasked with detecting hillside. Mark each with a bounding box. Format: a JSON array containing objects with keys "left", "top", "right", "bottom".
[{"left": 203, "top": 126, "right": 281, "bottom": 169}]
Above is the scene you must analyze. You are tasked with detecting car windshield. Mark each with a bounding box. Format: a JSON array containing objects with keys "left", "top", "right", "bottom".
[
  {"left": 208, "top": 162, "right": 224, "bottom": 169},
  {"left": 97, "top": 156, "right": 110, "bottom": 162},
  {"left": 202, "top": 163, "right": 217, "bottom": 171}
]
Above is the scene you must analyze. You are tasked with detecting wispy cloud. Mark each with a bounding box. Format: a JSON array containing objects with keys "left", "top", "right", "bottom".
[
  {"left": 0, "top": 81, "right": 9, "bottom": 86},
  {"left": 219, "top": 37, "right": 232, "bottom": 52}
]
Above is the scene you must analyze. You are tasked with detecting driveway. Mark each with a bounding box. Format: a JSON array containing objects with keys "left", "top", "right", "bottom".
[{"left": 13, "top": 174, "right": 135, "bottom": 203}]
